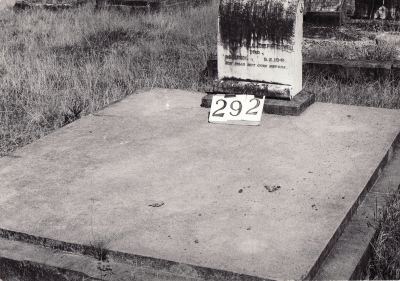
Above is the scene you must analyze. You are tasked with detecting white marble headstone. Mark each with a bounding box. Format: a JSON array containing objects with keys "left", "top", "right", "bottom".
[{"left": 218, "top": 0, "right": 304, "bottom": 99}]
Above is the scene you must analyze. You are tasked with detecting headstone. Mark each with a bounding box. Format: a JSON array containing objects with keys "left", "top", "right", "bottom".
[
  {"left": 377, "top": 5, "right": 389, "bottom": 19},
  {"left": 216, "top": 0, "right": 304, "bottom": 100},
  {"left": 390, "top": 6, "right": 397, "bottom": 19},
  {"left": 354, "top": 2, "right": 370, "bottom": 19}
]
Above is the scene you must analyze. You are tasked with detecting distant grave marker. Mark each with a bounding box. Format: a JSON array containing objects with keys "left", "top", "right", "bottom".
[
  {"left": 306, "top": 0, "right": 347, "bottom": 16},
  {"left": 0, "top": 0, "right": 16, "bottom": 10}
]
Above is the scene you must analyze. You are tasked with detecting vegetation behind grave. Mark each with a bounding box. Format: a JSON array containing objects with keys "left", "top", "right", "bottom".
[
  {"left": 2, "top": 1, "right": 400, "bottom": 156},
  {"left": 303, "top": 21, "right": 400, "bottom": 61},
  {"left": 0, "top": 1, "right": 217, "bottom": 155}
]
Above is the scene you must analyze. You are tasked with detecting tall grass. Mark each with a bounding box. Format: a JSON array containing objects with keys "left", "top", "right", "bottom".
[
  {"left": 365, "top": 189, "right": 400, "bottom": 280},
  {"left": 0, "top": 1, "right": 217, "bottom": 155},
  {"left": 303, "top": 69, "right": 400, "bottom": 109},
  {"left": 303, "top": 22, "right": 400, "bottom": 60},
  {"left": 302, "top": 41, "right": 399, "bottom": 61}
]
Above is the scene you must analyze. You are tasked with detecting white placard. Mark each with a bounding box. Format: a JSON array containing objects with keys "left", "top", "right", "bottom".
[{"left": 209, "top": 94, "right": 265, "bottom": 125}]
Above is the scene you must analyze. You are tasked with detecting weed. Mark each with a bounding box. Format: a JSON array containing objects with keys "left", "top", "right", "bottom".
[
  {"left": 0, "top": 1, "right": 218, "bottom": 156},
  {"left": 85, "top": 236, "right": 110, "bottom": 262},
  {"left": 302, "top": 39, "right": 398, "bottom": 61},
  {"left": 365, "top": 189, "right": 400, "bottom": 280},
  {"left": 303, "top": 68, "right": 400, "bottom": 109}
]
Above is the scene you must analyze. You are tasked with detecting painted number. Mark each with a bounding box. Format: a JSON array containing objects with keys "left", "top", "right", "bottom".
[
  {"left": 230, "top": 100, "right": 242, "bottom": 116},
  {"left": 212, "top": 99, "right": 227, "bottom": 117},
  {"left": 242, "top": 95, "right": 265, "bottom": 122},
  {"left": 245, "top": 98, "right": 261, "bottom": 115}
]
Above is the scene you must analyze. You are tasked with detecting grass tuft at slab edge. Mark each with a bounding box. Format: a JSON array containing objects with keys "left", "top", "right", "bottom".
[{"left": 365, "top": 189, "right": 400, "bottom": 280}]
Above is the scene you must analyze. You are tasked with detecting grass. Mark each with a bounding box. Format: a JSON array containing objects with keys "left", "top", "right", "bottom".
[
  {"left": 302, "top": 40, "right": 399, "bottom": 61},
  {"left": 303, "top": 69, "right": 400, "bottom": 109},
  {"left": 365, "top": 189, "right": 400, "bottom": 280},
  {"left": 0, "top": 0, "right": 217, "bottom": 156},
  {"left": 87, "top": 237, "right": 110, "bottom": 262},
  {"left": 303, "top": 21, "right": 400, "bottom": 61},
  {"left": 2, "top": 1, "right": 400, "bottom": 157},
  {"left": 3, "top": 1, "right": 400, "bottom": 157}
]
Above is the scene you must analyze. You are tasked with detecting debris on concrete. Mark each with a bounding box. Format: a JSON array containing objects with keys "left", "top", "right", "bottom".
[
  {"left": 149, "top": 201, "right": 164, "bottom": 207},
  {"left": 264, "top": 185, "right": 281, "bottom": 192}
]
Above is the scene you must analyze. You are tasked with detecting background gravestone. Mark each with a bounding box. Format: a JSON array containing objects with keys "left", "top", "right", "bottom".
[
  {"left": 354, "top": 0, "right": 400, "bottom": 19},
  {"left": 216, "top": 0, "right": 304, "bottom": 99},
  {"left": 304, "top": 0, "right": 347, "bottom": 24},
  {"left": 0, "top": 0, "right": 16, "bottom": 10}
]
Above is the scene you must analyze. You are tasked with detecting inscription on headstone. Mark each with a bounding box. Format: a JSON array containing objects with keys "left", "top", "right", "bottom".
[{"left": 217, "top": 0, "right": 303, "bottom": 99}]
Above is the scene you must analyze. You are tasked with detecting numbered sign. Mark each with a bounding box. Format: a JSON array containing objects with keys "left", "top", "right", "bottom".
[{"left": 209, "top": 94, "right": 265, "bottom": 125}]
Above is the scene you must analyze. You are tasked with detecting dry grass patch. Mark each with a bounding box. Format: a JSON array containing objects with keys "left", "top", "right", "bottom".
[
  {"left": 366, "top": 189, "right": 400, "bottom": 280},
  {"left": 0, "top": 1, "right": 217, "bottom": 155},
  {"left": 303, "top": 68, "right": 400, "bottom": 109}
]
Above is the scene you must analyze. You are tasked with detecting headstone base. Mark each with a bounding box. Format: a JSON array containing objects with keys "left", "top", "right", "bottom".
[
  {"left": 201, "top": 90, "right": 315, "bottom": 116},
  {"left": 204, "top": 79, "right": 293, "bottom": 100}
]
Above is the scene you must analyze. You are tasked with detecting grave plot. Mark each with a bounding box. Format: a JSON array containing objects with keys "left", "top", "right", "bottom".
[{"left": 1, "top": 0, "right": 400, "bottom": 280}]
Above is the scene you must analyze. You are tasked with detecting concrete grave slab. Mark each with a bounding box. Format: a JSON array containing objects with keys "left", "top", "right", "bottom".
[
  {"left": 314, "top": 144, "right": 400, "bottom": 279},
  {"left": 1, "top": 88, "right": 400, "bottom": 280}
]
